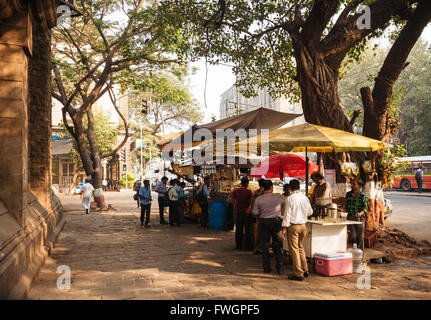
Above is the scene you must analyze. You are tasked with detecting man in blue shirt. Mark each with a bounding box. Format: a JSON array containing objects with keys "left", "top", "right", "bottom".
[{"left": 139, "top": 179, "right": 152, "bottom": 228}]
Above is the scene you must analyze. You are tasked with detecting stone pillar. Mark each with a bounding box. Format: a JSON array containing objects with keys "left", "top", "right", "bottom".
[
  {"left": 0, "top": 12, "right": 32, "bottom": 226},
  {"left": 28, "top": 26, "right": 52, "bottom": 211}
]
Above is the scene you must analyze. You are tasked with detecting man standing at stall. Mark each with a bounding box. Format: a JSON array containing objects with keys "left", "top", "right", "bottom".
[
  {"left": 232, "top": 178, "right": 253, "bottom": 250},
  {"left": 168, "top": 179, "right": 180, "bottom": 226},
  {"left": 196, "top": 176, "right": 211, "bottom": 229},
  {"left": 155, "top": 176, "right": 169, "bottom": 224},
  {"left": 310, "top": 172, "right": 332, "bottom": 217},
  {"left": 282, "top": 179, "right": 313, "bottom": 281},
  {"left": 345, "top": 177, "right": 368, "bottom": 250},
  {"left": 252, "top": 179, "right": 266, "bottom": 255},
  {"left": 252, "top": 180, "right": 285, "bottom": 274}
]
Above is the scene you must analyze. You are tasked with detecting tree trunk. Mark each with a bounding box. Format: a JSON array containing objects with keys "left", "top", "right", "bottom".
[
  {"left": 86, "top": 109, "right": 107, "bottom": 208},
  {"left": 293, "top": 43, "right": 355, "bottom": 186},
  {"left": 66, "top": 111, "right": 107, "bottom": 208}
]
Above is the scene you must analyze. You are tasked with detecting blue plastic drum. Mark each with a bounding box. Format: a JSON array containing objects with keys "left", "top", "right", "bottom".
[{"left": 209, "top": 200, "right": 226, "bottom": 231}]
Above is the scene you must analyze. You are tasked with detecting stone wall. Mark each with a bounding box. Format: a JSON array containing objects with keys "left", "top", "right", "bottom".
[
  {"left": 0, "top": 7, "right": 65, "bottom": 299},
  {"left": 28, "top": 26, "right": 52, "bottom": 211}
]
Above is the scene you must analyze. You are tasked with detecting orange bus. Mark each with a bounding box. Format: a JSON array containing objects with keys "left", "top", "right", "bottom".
[{"left": 392, "top": 156, "right": 431, "bottom": 191}]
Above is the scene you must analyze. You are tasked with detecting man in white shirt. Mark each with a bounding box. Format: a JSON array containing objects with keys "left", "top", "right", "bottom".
[
  {"left": 80, "top": 178, "right": 94, "bottom": 214},
  {"left": 282, "top": 179, "right": 313, "bottom": 281}
]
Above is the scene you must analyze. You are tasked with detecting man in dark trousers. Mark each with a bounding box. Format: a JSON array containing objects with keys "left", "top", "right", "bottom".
[
  {"left": 415, "top": 167, "right": 424, "bottom": 193},
  {"left": 155, "top": 176, "right": 169, "bottom": 224},
  {"left": 196, "top": 176, "right": 211, "bottom": 229},
  {"left": 232, "top": 177, "right": 253, "bottom": 250},
  {"left": 345, "top": 177, "right": 368, "bottom": 251},
  {"left": 252, "top": 180, "right": 285, "bottom": 274},
  {"left": 139, "top": 179, "right": 152, "bottom": 228},
  {"left": 168, "top": 179, "right": 180, "bottom": 226}
]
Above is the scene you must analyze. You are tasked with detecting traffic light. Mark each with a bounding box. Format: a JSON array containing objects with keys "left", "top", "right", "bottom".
[
  {"left": 123, "top": 164, "right": 126, "bottom": 172},
  {"left": 120, "top": 148, "right": 126, "bottom": 162},
  {"left": 142, "top": 99, "right": 149, "bottom": 115}
]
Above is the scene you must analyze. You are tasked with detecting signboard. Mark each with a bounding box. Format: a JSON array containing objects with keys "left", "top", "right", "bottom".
[
  {"left": 325, "top": 169, "right": 336, "bottom": 190},
  {"left": 201, "top": 164, "right": 216, "bottom": 175},
  {"left": 136, "top": 139, "right": 146, "bottom": 149}
]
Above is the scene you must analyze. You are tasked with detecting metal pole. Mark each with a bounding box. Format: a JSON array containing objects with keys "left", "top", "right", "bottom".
[
  {"left": 125, "top": 149, "right": 128, "bottom": 191},
  {"left": 149, "top": 146, "right": 152, "bottom": 177},
  {"left": 140, "top": 120, "right": 143, "bottom": 181},
  {"left": 305, "top": 146, "right": 309, "bottom": 196}
]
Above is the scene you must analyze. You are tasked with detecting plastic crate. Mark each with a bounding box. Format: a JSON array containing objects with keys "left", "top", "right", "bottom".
[{"left": 364, "top": 230, "right": 378, "bottom": 248}]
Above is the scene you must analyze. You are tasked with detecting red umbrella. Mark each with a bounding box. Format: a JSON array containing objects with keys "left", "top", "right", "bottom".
[{"left": 250, "top": 154, "right": 319, "bottom": 179}]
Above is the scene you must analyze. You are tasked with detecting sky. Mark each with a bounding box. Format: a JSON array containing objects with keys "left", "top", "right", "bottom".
[{"left": 187, "top": 26, "right": 431, "bottom": 126}]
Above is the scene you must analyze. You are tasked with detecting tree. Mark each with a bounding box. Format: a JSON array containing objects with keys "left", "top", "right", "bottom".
[
  {"left": 51, "top": 0, "right": 185, "bottom": 207},
  {"left": 339, "top": 39, "right": 431, "bottom": 156},
  {"left": 158, "top": 0, "right": 431, "bottom": 181},
  {"left": 61, "top": 111, "right": 119, "bottom": 194},
  {"left": 128, "top": 70, "right": 203, "bottom": 135}
]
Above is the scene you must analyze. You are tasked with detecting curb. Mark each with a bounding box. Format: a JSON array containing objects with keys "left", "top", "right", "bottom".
[{"left": 384, "top": 192, "right": 431, "bottom": 198}]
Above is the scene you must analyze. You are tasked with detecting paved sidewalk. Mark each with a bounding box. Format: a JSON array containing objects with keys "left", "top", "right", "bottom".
[{"left": 28, "top": 192, "right": 431, "bottom": 300}]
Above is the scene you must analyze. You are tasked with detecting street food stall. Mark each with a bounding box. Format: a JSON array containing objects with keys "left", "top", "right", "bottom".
[
  {"left": 236, "top": 122, "right": 391, "bottom": 254},
  {"left": 157, "top": 107, "right": 303, "bottom": 229}
]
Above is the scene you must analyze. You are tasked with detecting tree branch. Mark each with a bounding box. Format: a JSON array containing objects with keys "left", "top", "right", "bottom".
[
  {"left": 301, "top": 0, "right": 340, "bottom": 47},
  {"left": 102, "top": 84, "right": 132, "bottom": 159}
]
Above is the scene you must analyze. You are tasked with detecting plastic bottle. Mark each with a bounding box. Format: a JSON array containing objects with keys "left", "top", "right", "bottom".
[{"left": 348, "top": 243, "right": 363, "bottom": 273}]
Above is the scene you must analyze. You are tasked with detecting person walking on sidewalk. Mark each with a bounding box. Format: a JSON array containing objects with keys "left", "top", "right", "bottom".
[
  {"left": 252, "top": 180, "right": 285, "bottom": 274},
  {"left": 80, "top": 178, "right": 94, "bottom": 214},
  {"left": 415, "top": 167, "right": 424, "bottom": 193},
  {"left": 168, "top": 179, "right": 180, "bottom": 226},
  {"left": 232, "top": 177, "right": 253, "bottom": 250},
  {"left": 155, "top": 176, "right": 169, "bottom": 224},
  {"left": 139, "top": 179, "right": 152, "bottom": 228},
  {"left": 282, "top": 179, "right": 313, "bottom": 281},
  {"left": 196, "top": 176, "right": 211, "bottom": 229}
]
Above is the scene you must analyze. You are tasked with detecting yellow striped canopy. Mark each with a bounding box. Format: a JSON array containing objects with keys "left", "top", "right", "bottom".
[{"left": 237, "top": 122, "right": 392, "bottom": 153}]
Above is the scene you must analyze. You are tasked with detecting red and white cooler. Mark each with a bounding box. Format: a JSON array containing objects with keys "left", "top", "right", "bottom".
[{"left": 314, "top": 252, "right": 353, "bottom": 276}]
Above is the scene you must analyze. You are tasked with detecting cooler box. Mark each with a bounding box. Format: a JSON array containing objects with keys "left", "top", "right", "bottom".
[{"left": 314, "top": 252, "right": 353, "bottom": 276}]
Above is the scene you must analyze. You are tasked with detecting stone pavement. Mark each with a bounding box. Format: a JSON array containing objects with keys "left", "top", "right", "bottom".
[{"left": 28, "top": 192, "right": 431, "bottom": 300}]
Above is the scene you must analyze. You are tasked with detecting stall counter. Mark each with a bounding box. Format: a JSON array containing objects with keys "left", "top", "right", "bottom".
[{"left": 282, "top": 220, "right": 363, "bottom": 258}]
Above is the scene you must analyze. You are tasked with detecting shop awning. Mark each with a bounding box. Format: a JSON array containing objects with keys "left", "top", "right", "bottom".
[
  {"left": 157, "top": 107, "right": 302, "bottom": 150},
  {"left": 52, "top": 138, "right": 73, "bottom": 155},
  {"left": 237, "top": 122, "right": 392, "bottom": 153}
]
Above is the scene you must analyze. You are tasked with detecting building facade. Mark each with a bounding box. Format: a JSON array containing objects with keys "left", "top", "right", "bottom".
[{"left": 220, "top": 85, "right": 305, "bottom": 127}]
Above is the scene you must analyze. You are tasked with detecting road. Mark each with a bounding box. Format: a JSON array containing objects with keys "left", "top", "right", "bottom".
[{"left": 384, "top": 192, "right": 431, "bottom": 242}]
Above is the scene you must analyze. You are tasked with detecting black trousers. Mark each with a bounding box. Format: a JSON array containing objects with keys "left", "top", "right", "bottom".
[
  {"left": 200, "top": 200, "right": 209, "bottom": 227},
  {"left": 348, "top": 214, "right": 365, "bottom": 250},
  {"left": 416, "top": 178, "right": 423, "bottom": 192},
  {"left": 235, "top": 212, "right": 253, "bottom": 250},
  {"left": 158, "top": 197, "right": 166, "bottom": 223},
  {"left": 260, "top": 218, "right": 283, "bottom": 271},
  {"left": 169, "top": 201, "right": 180, "bottom": 225},
  {"left": 140, "top": 204, "right": 151, "bottom": 225}
]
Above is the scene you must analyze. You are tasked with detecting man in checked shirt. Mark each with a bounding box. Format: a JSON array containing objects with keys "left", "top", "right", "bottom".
[{"left": 345, "top": 176, "right": 368, "bottom": 250}]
